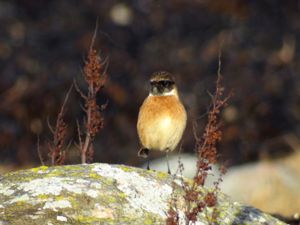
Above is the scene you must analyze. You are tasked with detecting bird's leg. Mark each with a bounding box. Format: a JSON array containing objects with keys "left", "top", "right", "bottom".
[
  {"left": 147, "top": 158, "right": 150, "bottom": 170},
  {"left": 166, "top": 151, "right": 171, "bottom": 174}
]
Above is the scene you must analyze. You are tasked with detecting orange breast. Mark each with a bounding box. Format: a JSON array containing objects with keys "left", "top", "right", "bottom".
[{"left": 137, "top": 95, "right": 187, "bottom": 152}]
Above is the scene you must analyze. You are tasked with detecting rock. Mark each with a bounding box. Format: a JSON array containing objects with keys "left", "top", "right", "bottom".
[
  {"left": 219, "top": 151, "right": 300, "bottom": 217},
  {"left": 0, "top": 163, "right": 286, "bottom": 225}
]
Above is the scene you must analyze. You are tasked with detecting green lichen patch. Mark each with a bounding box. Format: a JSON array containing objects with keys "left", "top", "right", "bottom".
[
  {"left": 156, "top": 171, "right": 169, "bottom": 180},
  {"left": 2, "top": 201, "right": 43, "bottom": 220},
  {"left": 142, "top": 213, "right": 163, "bottom": 225},
  {"left": 89, "top": 172, "right": 102, "bottom": 179},
  {"left": 75, "top": 215, "right": 104, "bottom": 224},
  {"left": 118, "top": 165, "right": 135, "bottom": 173},
  {"left": 30, "top": 166, "right": 49, "bottom": 173},
  {"left": 37, "top": 194, "right": 50, "bottom": 200}
]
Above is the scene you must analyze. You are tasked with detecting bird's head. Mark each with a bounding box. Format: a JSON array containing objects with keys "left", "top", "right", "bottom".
[{"left": 149, "top": 71, "right": 177, "bottom": 96}]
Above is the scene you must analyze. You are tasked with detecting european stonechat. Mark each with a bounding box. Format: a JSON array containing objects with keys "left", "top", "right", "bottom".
[{"left": 137, "top": 71, "right": 187, "bottom": 173}]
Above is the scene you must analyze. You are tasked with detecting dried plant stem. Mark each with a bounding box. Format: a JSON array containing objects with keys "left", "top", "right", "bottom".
[
  {"left": 167, "top": 47, "right": 231, "bottom": 225},
  {"left": 76, "top": 119, "right": 83, "bottom": 149},
  {"left": 81, "top": 111, "right": 91, "bottom": 164},
  {"left": 48, "top": 84, "right": 73, "bottom": 166},
  {"left": 75, "top": 38, "right": 107, "bottom": 164},
  {"left": 42, "top": 24, "right": 107, "bottom": 166},
  {"left": 36, "top": 135, "right": 44, "bottom": 166}
]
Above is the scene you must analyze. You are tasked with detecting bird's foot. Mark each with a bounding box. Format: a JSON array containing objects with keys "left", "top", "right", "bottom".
[{"left": 167, "top": 168, "right": 171, "bottom": 175}]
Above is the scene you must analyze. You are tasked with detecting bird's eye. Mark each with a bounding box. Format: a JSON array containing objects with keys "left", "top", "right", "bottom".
[{"left": 160, "top": 80, "right": 173, "bottom": 86}]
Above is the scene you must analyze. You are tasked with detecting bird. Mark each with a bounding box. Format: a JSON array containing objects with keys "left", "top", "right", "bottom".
[{"left": 137, "top": 71, "right": 187, "bottom": 174}]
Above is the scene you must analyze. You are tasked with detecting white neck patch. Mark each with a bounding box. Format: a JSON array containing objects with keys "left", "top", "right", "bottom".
[{"left": 149, "top": 88, "right": 178, "bottom": 97}]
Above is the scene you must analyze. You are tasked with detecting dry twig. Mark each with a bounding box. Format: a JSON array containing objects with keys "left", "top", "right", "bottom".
[
  {"left": 167, "top": 48, "right": 231, "bottom": 225},
  {"left": 47, "top": 84, "right": 73, "bottom": 166},
  {"left": 75, "top": 32, "right": 108, "bottom": 163}
]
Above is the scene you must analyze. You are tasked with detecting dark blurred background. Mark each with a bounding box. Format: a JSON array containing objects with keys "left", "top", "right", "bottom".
[{"left": 1, "top": 0, "right": 300, "bottom": 172}]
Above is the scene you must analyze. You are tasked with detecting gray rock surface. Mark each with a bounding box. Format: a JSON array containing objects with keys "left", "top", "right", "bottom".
[{"left": 0, "top": 163, "right": 286, "bottom": 225}]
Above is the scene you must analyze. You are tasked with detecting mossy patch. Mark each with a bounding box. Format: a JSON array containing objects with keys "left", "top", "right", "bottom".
[
  {"left": 89, "top": 172, "right": 102, "bottom": 179},
  {"left": 118, "top": 165, "right": 135, "bottom": 173},
  {"left": 156, "top": 171, "right": 169, "bottom": 180},
  {"left": 142, "top": 213, "right": 161, "bottom": 225},
  {"left": 30, "top": 166, "right": 49, "bottom": 173},
  {"left": 75, "top": 215, "right": 114, "bottom": 224},
  {"left": 2, "top": 201, "right": 42, "bottom": 220},
  {"left": 37, "top": 194, "right": 50, "bottom": 200},
  {"left": 118, "top": 192, "right": 127, "bottom": 199}
]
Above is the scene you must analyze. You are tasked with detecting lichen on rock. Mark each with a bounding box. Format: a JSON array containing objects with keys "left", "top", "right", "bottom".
[{"left": 0, "top": 163, "right": 287, "bottom": 225}]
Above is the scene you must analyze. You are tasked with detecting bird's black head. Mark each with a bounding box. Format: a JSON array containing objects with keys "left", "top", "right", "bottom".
[{"left": 149, "top": 71, "right": 176, "bottom": 96}]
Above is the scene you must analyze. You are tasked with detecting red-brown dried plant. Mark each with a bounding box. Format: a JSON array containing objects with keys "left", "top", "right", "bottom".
[
  {"left": 47, "top": 85, "right": 73, "bottom": 166},
  {"left": 75, "top": 43, "right": 107, "bottom": 164},
  {"left": 167, "top": 52, "right": 231, "bottom": 224}
]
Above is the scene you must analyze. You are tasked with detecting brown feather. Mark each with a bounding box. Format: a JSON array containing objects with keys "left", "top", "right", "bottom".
[{"left": 137, "top": 93, "right": 187, "bottom": 152}]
